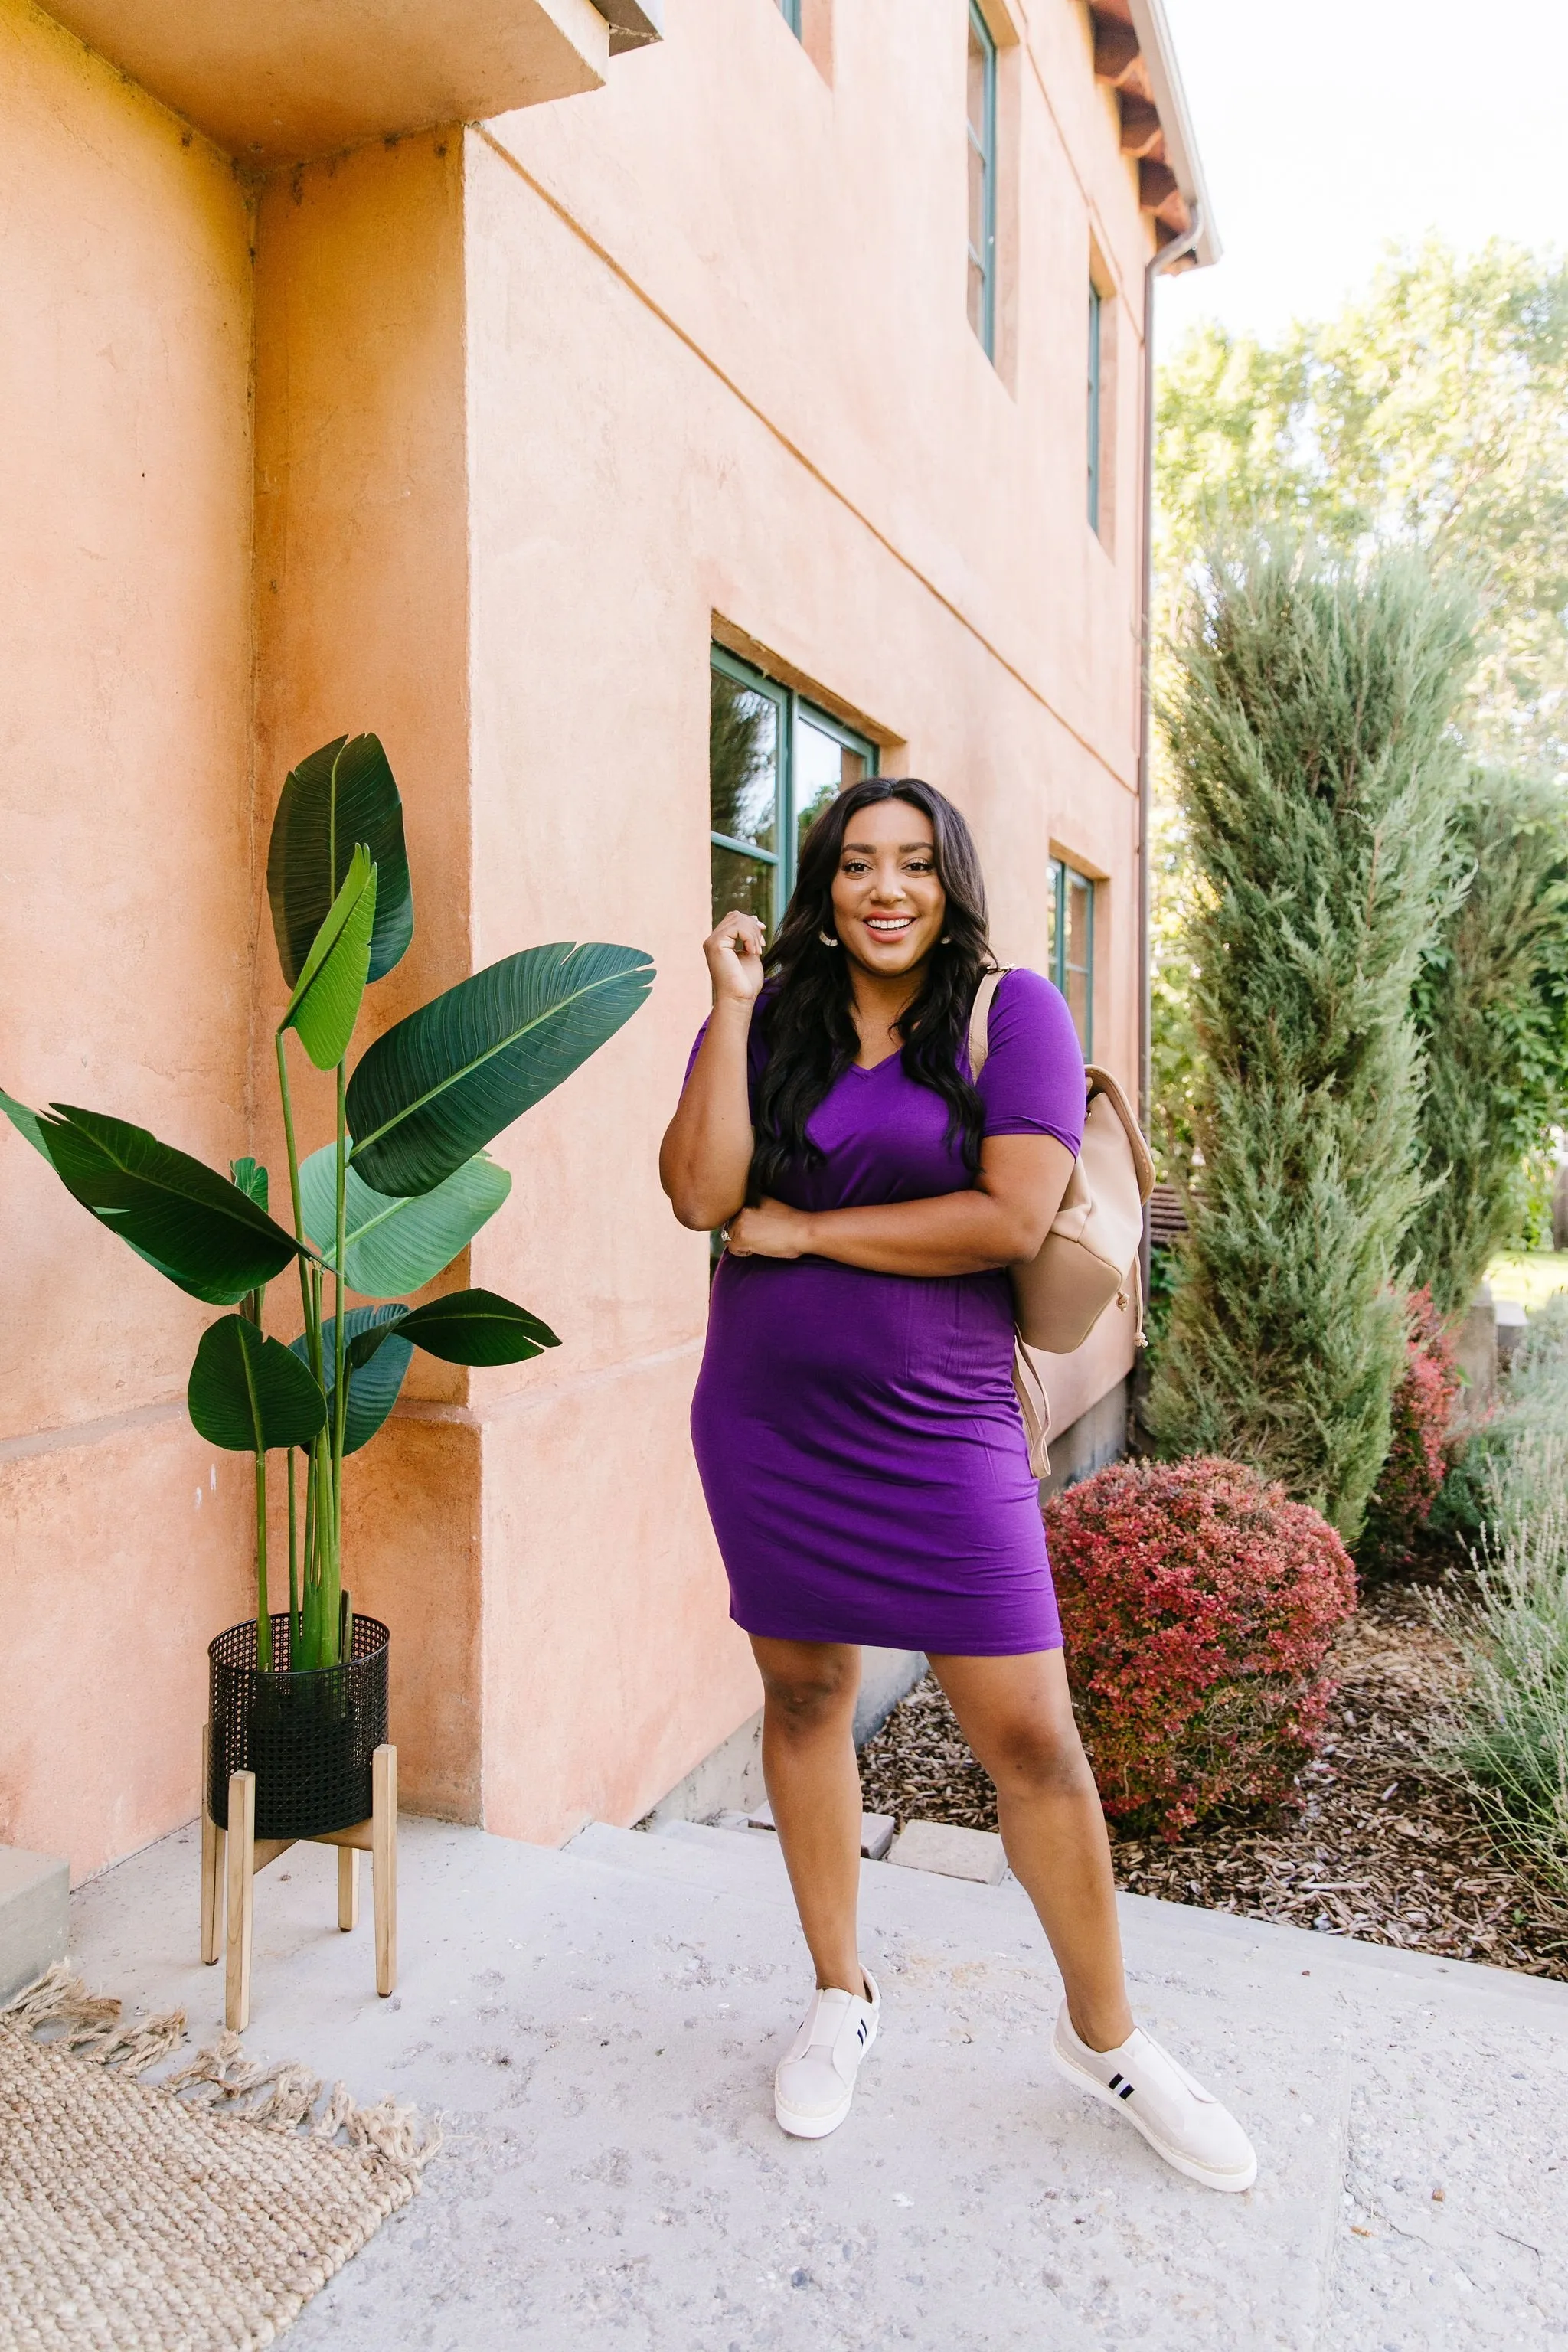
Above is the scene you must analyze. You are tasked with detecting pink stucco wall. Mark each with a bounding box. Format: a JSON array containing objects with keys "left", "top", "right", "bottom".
[
  {"left": 250, "top": 133, "right": 485, "bottom": 1824},
  {"left": 463, "top": 0, "right": 1148, "bottom": 1841},
  {"left": 0, "top": 0, "right": 256, "bottom": 1876},
  {"left": 3, "top": 0, "right": 1157, "bottom": 1877}
]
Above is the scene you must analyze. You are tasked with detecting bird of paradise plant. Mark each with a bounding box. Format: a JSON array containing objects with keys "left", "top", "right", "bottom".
[{"left": 3, "top": 735, "right": 652, "bottom": 1674}]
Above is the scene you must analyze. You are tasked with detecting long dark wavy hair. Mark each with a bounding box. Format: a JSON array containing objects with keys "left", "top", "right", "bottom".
[{"left": 750, "top": 778, "right": 995, "bottom": 1194}]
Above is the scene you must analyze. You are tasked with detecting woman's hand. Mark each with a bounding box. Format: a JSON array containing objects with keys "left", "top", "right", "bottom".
[
  {"left": 659, "top": 911, "right": 763, "bottom": 1229},
  {"left": 704, "top": 910, "right": 767, "bottom": 1006},
  {"left": 724, "top": 1197, "right": 814, "bottom": 1259}
]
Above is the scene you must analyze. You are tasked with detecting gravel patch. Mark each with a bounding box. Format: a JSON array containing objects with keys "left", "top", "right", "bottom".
[{"left": 857, "top": 1576, "right": 1568, "bottom": 1981}]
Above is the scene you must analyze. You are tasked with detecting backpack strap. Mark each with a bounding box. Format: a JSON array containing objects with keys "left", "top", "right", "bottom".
[
  {"left": 1012, "top": 1342, "right": 1053, "bottom": 1478},
  {"left": 967, "top": 964, "right": 1010, "bottom": 1080}
]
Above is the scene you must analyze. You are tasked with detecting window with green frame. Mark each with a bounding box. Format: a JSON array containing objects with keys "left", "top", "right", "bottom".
[
  {"left": 1087, "top": 279, "right": 1104, "bottom": 534},
  {"left": 966, "top": 2, "right": 998, "bottom": 358},
  {"left": 1047, "top": 858, "right": 1095, "bottom": 1055},
  {"left": 709, "top": 648, "right": 878, "bottom": 933},
  {"left": 776, "top": 0, "right": 802, "bottom": 34}
]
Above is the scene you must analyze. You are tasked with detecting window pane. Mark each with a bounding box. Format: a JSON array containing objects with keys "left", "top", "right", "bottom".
[
  {"left": 967, "top": 256, "right": 987, "bottom": 341},
  {"left": 967, "top": 128, "right": 986, "bottom": 263},
  {"left": 1063, "top": 960, "right": 1090, "bottom": 1047},
  {"left": 1046, "top": 858, "right": 1062, "bottom": 984},
  {"left": 795, "top": 712, "right": 874, "bottom": 853},
  {"left": 967, "top": 17, "right": 989, "bottom": 142},
  {"left": 710, "top": 668, "right": 779, "bottom": 856},
  {"left": 795, "top": 714, "right": 847, "bottom": 851},
  {"left": 710, "top": 844, "right": 774, "bottom": 934},
  {"left": 1087, "top": 283, "right": 1102, "bottom": 534},
  {"left": 777, "top": 0, "right": 802, "bottom": 31},
  {"left": 1063, "top": 871, "right": 1093, "bottom": 1054},
  {"left": 1065, "top": 872, "right": 1092, "bottom": 980},
  {"left": 967, "top": 8, "right": 994, "bottom": 351}
]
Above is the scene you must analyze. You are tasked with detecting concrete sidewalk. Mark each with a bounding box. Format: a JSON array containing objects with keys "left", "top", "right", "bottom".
[{"left": 69, "top": 1814, "right": 1568, "bottom": 2350}]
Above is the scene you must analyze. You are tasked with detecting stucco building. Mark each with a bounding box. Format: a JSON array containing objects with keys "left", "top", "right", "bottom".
[{"left": 1, "top": 0, "right": 1213, "bottom": 1880}]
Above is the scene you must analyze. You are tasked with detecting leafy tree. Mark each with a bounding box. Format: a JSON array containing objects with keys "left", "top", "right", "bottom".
[
  {"left": 1157, "top": 238, "right": 1568, "bottom": 776},
  {"left": 1152, "top": 241, "right": 1568, "bottom": 1332},
  {"left": 1408, "top": 768, "right": 1568, "bottom": 1314},
  {"left": 1147, "top": 537, "right": 1475, "bottom": 1542},
  {"left": 1148, "top": 794, "right": 1203, "bottom": 1188}
]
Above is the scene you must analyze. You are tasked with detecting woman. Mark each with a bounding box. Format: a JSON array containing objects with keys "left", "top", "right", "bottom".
[{"left": 660, "top": 777, "right": 1255, "bottom": 2194}]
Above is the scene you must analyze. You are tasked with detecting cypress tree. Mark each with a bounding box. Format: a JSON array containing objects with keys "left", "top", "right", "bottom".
[
  {"left": 1408, "top": 769, "right": 1568, "bottom": 1317},
  {"left": 1148, "top": 537, "right": 1474, "bottom": 1540}
]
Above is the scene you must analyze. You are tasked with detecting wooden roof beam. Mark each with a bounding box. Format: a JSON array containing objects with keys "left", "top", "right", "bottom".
[
  {"left": 1091, "top": 11, "right": 1141, "bottom": 85},
  {"left": 1118, "top": 93, "right": 1163, "bottom": 158}
]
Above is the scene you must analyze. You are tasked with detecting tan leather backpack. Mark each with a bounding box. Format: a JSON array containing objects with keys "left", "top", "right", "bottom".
[{"left": 969, "top": 967, "right": 1155, "bottom": 1475}]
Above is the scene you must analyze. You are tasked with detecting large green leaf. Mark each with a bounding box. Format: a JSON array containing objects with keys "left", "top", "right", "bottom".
[
  {"left": 188, "top": 1315, "right": 328, "bottom": 1452},
  {"left": 291, "top": 1306, "right": 413, "bottom": 1455},
  {"left": 229, "top": 1157, "right": 270, "bottom": 1211},
  {"left": 1, "top": 1086, "right": 51, "bottom": 1159},
  {"left": 347, "top": 1287, "right": 559, "bottom": 1370},
  {"left": 298, "top": 1144, "right": 511, "bottom": 1299},
  {"left": 346, "top": 942, "right": 655, "bottom": 1197},
  {"left": 266, "top": 734, "right": 412, "bottom": 988},
  {"left": 281, "top": 846, "right": 377, "bottom": 1071},
  {"left": 13, "top": 1102, "right": 308, "bottom": 1305}
]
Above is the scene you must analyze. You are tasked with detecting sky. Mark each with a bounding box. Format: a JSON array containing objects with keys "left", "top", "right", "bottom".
[{"left": 1155, "top": 0, "right": 1567, "bottom": 355}]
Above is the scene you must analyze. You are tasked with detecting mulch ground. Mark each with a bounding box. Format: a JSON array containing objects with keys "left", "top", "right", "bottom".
[{"left": 857, "top": 1573, "right": 1568, "bottom": 1981}]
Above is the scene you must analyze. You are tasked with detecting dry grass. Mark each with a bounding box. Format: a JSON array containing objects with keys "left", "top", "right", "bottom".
[{"left": 857, "top": 1576, "right": 1568, "bottom": 1981}]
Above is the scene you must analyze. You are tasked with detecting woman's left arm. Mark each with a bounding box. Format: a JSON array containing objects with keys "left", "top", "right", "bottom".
[{"left": 724, "top": 1133, "right": 1076, "bottom": 1276}]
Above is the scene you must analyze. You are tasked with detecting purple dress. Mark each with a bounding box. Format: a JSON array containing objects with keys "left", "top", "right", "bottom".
[{"left": 686, "top": 967, "right": 1086, "bottom": 1656}]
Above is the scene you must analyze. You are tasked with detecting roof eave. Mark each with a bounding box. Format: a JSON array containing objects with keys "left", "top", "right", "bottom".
[{"left": 1124, "top": 0, "right": 1221, "bottom": 267}]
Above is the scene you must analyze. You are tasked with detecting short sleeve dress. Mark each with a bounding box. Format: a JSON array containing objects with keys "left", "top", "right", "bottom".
[{"left": 684, "top": 967, "right": 1085, "bottom": 1657}]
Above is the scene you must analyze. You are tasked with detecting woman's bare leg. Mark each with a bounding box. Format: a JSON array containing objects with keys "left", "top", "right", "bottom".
[
  {"left": 927, "top": 1648, "right": 1133, "bottom": 2052},
  {"left": 751, "top": 1637, "right": 865, "bottom": 1994}
]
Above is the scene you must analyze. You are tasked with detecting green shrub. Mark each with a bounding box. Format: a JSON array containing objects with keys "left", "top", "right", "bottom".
[
  {"left": 1148, "top": 535, "right": 1475, "bottom": 1540},
  {"left": 1048, "top": 1457, "right": 1356, "bottom": 1841},
  {"left": 1356, "top": 1289, "right": 1461, "bottom": 1578},
  {"left": 1407, "top": 769, "right": 1568, "bottom": 1318},
  {"left": 1436, "top": 1298, "right": 1568, "bottom": 1893}
]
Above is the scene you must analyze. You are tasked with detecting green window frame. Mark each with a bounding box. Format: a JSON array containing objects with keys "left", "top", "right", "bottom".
[
  {"left": 966, "top": 2, "right": 998, "bottom": 358},
  {"left": 777, "top": 0, "right": 802, "bottom": 33},
  {"left": 709, "top": 647, "right": 879, "bottom": 935},
  {"left": 1047, "top": 857, "right": 1095, "bottom": 1057},
  {"left": 1087, "top": 280, "right": 1103, "bottom": 535}
]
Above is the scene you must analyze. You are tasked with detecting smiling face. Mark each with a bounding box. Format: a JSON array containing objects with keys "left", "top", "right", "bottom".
[{"left": 828, "top": 797, "right": 947, "bottom": 980}]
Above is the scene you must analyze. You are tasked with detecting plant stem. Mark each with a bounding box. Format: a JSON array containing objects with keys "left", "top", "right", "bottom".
[
  {"left": 312, "top": 1258, "right": 341, "bottom": 1666},
  {"left": 332, "top": 1058, "right": 348, "bottom": 1566},
  {"left": 301, "top": 1444, "right": 314, "bottom": 1566},
  {"left": 286, "top": 1446, "right": 299, "bottom": 1651},
  {"left": 253, "top": 1448, "right": 273, "bottom": 1671},
  {"left": 301, "top": 1445, "right": 316, "bottom": 1663},
  {"left": 275, "top": 1029, "right": 316, "bottom": 1357}
]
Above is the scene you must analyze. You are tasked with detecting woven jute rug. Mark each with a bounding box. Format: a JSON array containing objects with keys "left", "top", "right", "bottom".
[{"left": 0, "top": 1966, "right": 439, "bottom": 2351}]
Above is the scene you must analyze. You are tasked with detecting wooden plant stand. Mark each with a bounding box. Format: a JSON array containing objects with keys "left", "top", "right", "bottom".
[{"left": 200, "top": 1725, "right": 397, "bottom": 2032}]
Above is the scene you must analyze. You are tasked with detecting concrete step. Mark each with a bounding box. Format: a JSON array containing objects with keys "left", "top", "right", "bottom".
[
  {"left": 0, "top": 1844, "right": 67, "bottom": 2008},
  {"left": 579, "top": 1814, "right": 1568, "bottom": 2031}
]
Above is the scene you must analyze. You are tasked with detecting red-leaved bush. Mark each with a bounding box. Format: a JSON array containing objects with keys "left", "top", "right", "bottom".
[
  {"left": 1356, "top": 1287, "right": 1461, "bottom": 1575},
  {"left": 1046, "top": 1456, "right": 1356, "bottom": 1841}
]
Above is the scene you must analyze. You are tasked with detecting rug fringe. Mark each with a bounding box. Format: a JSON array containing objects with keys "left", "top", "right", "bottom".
[
  {"left": 2, "top": 1962, "right": 187, "bottom": 2075},
  {"left": 4, "top": 1968, "right": 440, "bottom": 2181}
]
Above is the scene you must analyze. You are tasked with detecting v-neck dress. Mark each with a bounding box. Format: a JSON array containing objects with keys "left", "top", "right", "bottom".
[{"left": 684, "top": 966, "right": 1086, "bottom": 1655}]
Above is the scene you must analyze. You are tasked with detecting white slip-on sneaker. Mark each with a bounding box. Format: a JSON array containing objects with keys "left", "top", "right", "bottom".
[
  {"left": 774, "top": 1971, "right": 881, "bottom": 2139},
  {"left": 1050, "top": 2004, "right": 1258, "bottom": 2193}
]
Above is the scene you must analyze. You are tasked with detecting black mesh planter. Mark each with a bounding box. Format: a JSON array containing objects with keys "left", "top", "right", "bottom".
[{"left": 207, "top": 1614, "right": 390, "bottom": 1841}]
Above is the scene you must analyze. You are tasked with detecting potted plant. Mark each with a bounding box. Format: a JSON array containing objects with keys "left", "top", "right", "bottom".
[{"left": 3, "top": 733, "right": 652, "bottom": 1841}]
